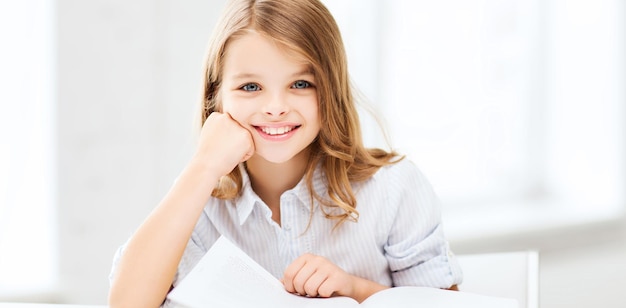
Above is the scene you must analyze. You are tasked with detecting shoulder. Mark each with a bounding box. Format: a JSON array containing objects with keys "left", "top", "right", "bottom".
[
  {"left": 372, "top": 156, "right": 426, "bottom": 185},
  {"left": 368, "top": 156, "right": 440, "bottom": 207}
]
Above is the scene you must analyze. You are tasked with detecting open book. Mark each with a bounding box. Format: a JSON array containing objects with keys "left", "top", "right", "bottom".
[{"left": 166, "top": 236, "right": 519, "bottom": 308}]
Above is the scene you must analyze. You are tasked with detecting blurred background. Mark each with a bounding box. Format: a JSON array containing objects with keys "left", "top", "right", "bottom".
[{"left": 1, "top": 0, "right": 624, "bottom": 307}]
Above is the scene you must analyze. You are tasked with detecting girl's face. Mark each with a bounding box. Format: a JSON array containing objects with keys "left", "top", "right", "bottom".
[{"left": 219, "top": 31, "right": 321, "bottom": 164}]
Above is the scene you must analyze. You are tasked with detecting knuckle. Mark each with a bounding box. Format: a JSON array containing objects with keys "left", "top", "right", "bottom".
[
  {"left": 283, "top": 272, "right": 294, "bottom": 281},
  {"left": 318, "top": 284, "right": 334, "bottom": 298},
  {"left": 293, "top": 276, "right": 307, "bottom": 289},
  {"left": 304, "top": 285, "right": 318, "bottom": 297}
]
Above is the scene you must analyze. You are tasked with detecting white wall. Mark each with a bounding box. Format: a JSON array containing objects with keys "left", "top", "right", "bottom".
[{"left": 55, "top": 0, "right": 225, "bottom": 303}]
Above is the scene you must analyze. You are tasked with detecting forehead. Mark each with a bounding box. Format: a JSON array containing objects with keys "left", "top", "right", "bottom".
[{"left": 222, "top": 30, "right": 311, "bottom": 77}]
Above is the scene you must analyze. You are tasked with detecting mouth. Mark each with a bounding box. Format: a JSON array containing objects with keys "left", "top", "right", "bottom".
[{"left": 255, "top": 125, "right": 301, "bottom": 136}]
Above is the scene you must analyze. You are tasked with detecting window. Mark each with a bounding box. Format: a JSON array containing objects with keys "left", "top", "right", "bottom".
[
  {"left": 326, "top": 0, "right": 625, "bottom": 243},
  {"left": 0, "top": 0, "right": 57, "bottom": 297}
]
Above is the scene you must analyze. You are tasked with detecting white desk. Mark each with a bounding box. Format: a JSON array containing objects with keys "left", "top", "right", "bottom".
[{"left": 0, "top": 304, "right": 106, "bottom": 308}]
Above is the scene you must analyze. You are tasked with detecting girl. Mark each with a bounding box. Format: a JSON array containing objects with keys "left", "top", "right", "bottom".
[{"left": 108, "top": 0, "right": 462, "bottom": 307}]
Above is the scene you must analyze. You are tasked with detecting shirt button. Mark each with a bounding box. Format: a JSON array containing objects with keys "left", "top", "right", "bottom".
[{"left": 283, "top": 225, "right": 291, "bottom": 231}]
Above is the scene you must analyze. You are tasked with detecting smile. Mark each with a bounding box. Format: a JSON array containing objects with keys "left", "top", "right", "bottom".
[{"left": 258, "top": 125, "right": 300, "bottom": 136}]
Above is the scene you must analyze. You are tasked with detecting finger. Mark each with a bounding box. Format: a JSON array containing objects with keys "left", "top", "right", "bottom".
[
  {"left": 317, "top": 276, "right": 340, "bottom": 298},
  {"left": 291, "top": 255, "right": 329, "bottom": 296},
  {"left": 292, "top": 262, "right": 318, "bottom": 296},
  {"left": 241, "top": 141, "right": 255, "bottom": 162},
  {"left": 282, "top": 263, "right": 302, "bottom": 293},
  {"left": 303, "top": 270, "right": 329, "bottom": 298},
  {"left": 225, "top": 112, "right": 256, "bottom": 161},
  {"left": 207, "top": 110, "right": 222, "bottom": 118},
  {"left": 224, "top": 112, "right": 247, "bottom": 130},
  {"left": 282, "top": 255, "right": 311, "bottom": 294}
]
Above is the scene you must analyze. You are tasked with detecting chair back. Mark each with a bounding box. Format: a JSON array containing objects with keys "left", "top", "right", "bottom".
[{"left": 456, "top": 250, "right": 539, "bottom": 308}]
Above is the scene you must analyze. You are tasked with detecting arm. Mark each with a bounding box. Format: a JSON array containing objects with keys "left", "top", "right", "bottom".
[
  {"left": 281, "top": 254, "right": 388, "bottom": 303},
  {"left": 108, "top": 112, "right": 254, "bottom": 308},
  {"left": 384, "top": 160, "right": 464, "bottom": 289}
]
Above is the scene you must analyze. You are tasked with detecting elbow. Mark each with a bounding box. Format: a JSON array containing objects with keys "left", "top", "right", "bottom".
[
  {"left": 107, "top": 287, "right": 133, "bottom": 308},
  {"left": 446, "top": 284, "right": 459, "bottom": 291},
  {"left": 108, "top": 294, "right": 162, "bottom": 308},
  {"left": 108, "top": 283, "right": 165, "bottom": 308}
]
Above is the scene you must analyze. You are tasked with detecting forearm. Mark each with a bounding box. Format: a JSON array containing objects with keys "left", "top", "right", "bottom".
[{"left": 108, "top": 161, "right": 220, "bottom": 308}]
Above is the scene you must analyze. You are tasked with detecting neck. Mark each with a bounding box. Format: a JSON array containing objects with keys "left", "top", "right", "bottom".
[{"left": 245, "top": 149, "right": 310, "bottom": 211}]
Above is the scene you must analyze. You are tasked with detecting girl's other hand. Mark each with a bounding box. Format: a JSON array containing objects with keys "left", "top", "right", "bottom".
[
  {"left": 193, "top": 111, "right": 255, "bottom": 177},
  {"left": 281, "top": 254, "right": 355, "bottom": 299}
]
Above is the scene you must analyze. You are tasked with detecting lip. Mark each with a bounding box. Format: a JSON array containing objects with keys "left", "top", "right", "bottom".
[{"left": 253, "top": 123, "right": 301, "bottom": 141}]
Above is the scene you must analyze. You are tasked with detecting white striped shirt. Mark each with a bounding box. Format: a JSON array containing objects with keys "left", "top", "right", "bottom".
[{"left": 111, "top": 158, "right": 463, "bottom": 304}]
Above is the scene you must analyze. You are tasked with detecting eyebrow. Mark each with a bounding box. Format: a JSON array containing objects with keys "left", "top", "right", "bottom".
[
  {"left": 290, "top": 68, "right": 315, "bottom": 78},
  {"left": 231, "top": 68, "right": 314, "bottom": 80}
]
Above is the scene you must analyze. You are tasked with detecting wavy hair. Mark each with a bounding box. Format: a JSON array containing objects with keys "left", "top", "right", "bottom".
[{"left": 200, "top": 0, "right": 402, "bottom": 225}]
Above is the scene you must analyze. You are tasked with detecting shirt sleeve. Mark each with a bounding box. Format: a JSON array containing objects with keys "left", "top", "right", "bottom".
[
  {"left": 383, "top": 159, "right": 463, "bottom": 288},
  {"left": 108, "top": 243, "right": 125, "bottom": 286}
]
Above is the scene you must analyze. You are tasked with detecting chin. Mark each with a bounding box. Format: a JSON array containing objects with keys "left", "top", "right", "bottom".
[
  {"left": 253, "top": 147, "right": 309, "bottom": 165},
  {"left": 256, "top": 153, "right": 296, "bottom": 164}
]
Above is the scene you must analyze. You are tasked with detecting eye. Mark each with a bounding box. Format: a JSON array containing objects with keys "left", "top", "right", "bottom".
[
  {"left": 241, "top": 83, "right": 261, "bottom": 91},
  {"left": 291, "top": 80, "right": 312, "bottom": 89}
]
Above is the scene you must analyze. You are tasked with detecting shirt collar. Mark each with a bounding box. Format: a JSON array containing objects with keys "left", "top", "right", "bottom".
[
  {"left": 235, "top": 162, "right": 327, "bottom": 225},
  {"left": 295, "top": 162, "right": 326, "bottom": 209}
]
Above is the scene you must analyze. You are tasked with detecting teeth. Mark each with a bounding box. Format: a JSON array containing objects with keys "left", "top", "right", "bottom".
[{"left": 262, "top": 126, "right": 294, "bottom": 135}]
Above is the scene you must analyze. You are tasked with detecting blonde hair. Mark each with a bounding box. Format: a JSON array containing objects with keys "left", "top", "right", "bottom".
[{"left": 200, "top": 0, "right": 402, "bottom": 224}]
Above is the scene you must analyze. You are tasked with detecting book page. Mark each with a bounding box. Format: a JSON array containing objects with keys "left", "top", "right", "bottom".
[
  {"left": 167, "top": 236, "right": 358, "bottom": 308},
  {"left": 361, "top": 286, "right": 519, "bottom": 308},
  {"left": 167, "top": 236, "right": 518, "bottom": 308}
]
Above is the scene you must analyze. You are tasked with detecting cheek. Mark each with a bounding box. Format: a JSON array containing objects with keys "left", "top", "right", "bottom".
[
  {"left": 220, "top": 98, "right": 251, "bottom": 124},
  {"left": 218, "top": 93, "right": 237, "bottom": 114},
  {"left": 305, "top": 99, "right": 321, "bottom": 124}
]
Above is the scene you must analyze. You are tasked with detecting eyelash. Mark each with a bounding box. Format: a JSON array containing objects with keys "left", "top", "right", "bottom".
[{"left": 238, "top": 80, "right": 314, "bottom": 92}]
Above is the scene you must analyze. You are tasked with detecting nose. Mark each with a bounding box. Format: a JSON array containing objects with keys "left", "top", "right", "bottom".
[{"left": 262, "top": 92, "right": 289, "bottom": 117}]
